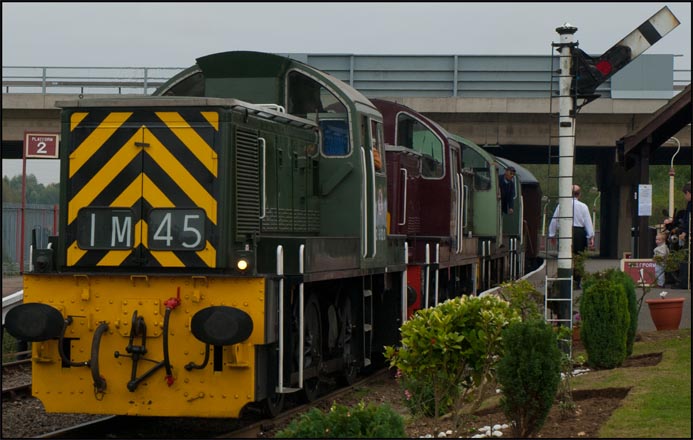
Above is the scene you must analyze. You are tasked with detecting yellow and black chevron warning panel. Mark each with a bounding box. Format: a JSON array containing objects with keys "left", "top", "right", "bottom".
[{"left": 65, "top": 109, "right": 220, "bottom": 269}]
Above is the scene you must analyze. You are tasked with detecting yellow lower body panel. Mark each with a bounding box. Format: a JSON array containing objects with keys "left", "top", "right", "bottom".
[{"left": 24, "top": 273, "right": 265, "bottom": 418}]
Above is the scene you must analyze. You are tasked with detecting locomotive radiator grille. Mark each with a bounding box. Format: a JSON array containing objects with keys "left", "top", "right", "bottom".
[
  {"left": 65, "top": 109, "right": 220, "bottom": 268},
  {"left": 235, "top": 127, "right": 260, "bottom": 238}
]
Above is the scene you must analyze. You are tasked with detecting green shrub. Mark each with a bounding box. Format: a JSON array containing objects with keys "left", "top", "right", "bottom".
[
  {"left": 573, "top": 250, "right": 589, "bottom": 280},
  {"left": 395, "top": 368, "right": 445, "bottom": 417},
  {"left": 275, "top": 401, "right": 405, "bottom": 438},
  {"left": 384, "top": 295, "right": 520, "bottom": 418},
  {"left": 580, "top": 273, "right": 630, "bottom": 369},
  {"left": 604, "top": 269, "right": 637, "bottom": 357},
  {"left": 498, "top": 279, "right": 544, "bottom": 322},
  {"left": 497, "top": 320, "right": 562, "bottom": 438}
]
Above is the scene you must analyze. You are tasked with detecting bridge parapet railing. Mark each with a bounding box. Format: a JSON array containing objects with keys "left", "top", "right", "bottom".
[
  {"left": 2, "top": 54, "right": 690, "bottom": 98},
  {"left": 2, "top": 66, "right": 185, "bottom": 95}
]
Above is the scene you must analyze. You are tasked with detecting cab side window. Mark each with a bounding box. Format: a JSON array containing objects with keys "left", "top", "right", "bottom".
[
  {"left": 287, "top": 71, "right": 350, "bottom": 157},
  {"left": 287, "top": 72, "right": 324, "bottom": 117},
  {"left": 396, "top": 113, "right": 443, "bottom": 178},
  {"left": 370, "top": 120, "right": 384, "bottom": 172},
  {"left": 321, "top": 120, "right": 350, "bottom": 156},
  {"left": 461, "top": 144, "right": 491, "bottom": 190}
]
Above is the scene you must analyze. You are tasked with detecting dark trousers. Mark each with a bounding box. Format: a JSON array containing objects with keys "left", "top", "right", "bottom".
[
  {"left": 573, "top": 226, "right": 587, "bottom": 287},
  {"left": 573, "top": 226, "right": 587, "bottom": 254}
]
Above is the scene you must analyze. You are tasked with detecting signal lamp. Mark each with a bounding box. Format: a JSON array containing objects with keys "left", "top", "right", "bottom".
[
  {"left": 595, "top": 60, "right": 612, "bottom": 76},
  {"left": 236, "top": 259, "right": 249, "bottom": 271}
]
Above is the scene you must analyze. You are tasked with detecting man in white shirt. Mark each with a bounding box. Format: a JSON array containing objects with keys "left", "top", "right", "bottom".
[{"left": 548, "top": 185, "right": 595, "bottom": 287}]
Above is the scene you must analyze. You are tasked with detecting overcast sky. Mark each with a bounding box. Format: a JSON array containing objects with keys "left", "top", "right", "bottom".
[{"left": 3, "top": 2, "right": 691, "bottom": 184}]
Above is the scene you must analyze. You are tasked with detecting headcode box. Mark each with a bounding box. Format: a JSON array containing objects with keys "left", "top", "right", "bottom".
[{"left": 620, "top": 258, "right": 657, "bottom": 287}]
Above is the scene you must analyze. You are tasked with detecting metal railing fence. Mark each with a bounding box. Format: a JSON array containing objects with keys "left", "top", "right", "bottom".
[
  {"left": 1, "top": 66, "right": 185, "bottom": 95},
  {"left": 3, "top": 54, "right": 689, "bottom": 98},
  {"left": 2, "top": 203, "right": 58, "bottom": 275}
]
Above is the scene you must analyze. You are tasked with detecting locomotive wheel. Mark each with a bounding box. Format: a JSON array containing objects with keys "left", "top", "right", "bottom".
[
  {"left": 300, "top": 295, "right": 322, "bottom": 402},
  {"left": 336, "top": 295, "right": 358, "bottom": 385},
  {"left": 261, "top": 391, "right": 285, "bottom": 418}
]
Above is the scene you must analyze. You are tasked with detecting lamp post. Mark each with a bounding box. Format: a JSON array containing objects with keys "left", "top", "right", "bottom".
[
  {"left": 592, "top": 190, "right": 600, "bottom": 247},
  {"left": 667, "top": 137, "right": 681, "bottom": 219}
]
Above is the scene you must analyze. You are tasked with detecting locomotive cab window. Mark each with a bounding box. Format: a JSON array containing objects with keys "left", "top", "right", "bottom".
[
  {"left": 319, "top": 118, "right": 350, "bottom": 156},
  {"left": 161, "top": 71, "right": 206, "bottom": 96},
  {"left": 462, "top": 145, "right": 491, "bottom": 190},
  {"left": 371, "top": 120, "right": 385, "bottom": 173},
  {"left": 396, "top": 113, "right": 443, "bottom": 178},
  {"left": 288, "top": 71, "right": 344, "bottom": 118},
  {"left": 288, "top": 71, "right": 350, "bottom": 156}
]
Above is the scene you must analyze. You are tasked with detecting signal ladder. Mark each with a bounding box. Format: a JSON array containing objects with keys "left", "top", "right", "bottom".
[{"left": 544, "top": 40, "right": 577, "bottom": 353}]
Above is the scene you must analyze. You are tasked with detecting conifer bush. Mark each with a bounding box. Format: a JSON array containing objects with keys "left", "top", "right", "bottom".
[
  {"left": 496, "top": 320, "right": 562, "bottom": 438},
  {"left": 275, "top": 401, "right": 405, "bottom": 438},
  {"left": 604, "top": 269, "right": 638, "bottom": 356},
  {"left": 579, "top": 273, "right": 630, "bottom": 368}
]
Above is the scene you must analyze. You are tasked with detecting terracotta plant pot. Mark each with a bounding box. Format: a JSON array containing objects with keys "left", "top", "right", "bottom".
[
  {"left": 645, "top": 298, "right": 685, "bottom": 331},
  {"left": 572, "top": 326, "right": 580, "bottom": 342}
]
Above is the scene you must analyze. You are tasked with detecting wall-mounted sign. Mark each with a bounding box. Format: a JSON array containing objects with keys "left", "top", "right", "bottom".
[
  {"left": 620, "top": 258, "right": 657, "bottom": 286},
  {"left": 638, "top": 184, "right": 652, "bottom": 217},
  {"left": 24, "top": 132, "right": 59, "bottom": 158}
]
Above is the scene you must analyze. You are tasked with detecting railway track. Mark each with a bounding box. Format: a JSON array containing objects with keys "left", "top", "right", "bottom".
[
  {"left": 36, "top": 368, "right": 388, "bottom": 438},
  {"left": 2, "top": 355, "right": 32, "bottom": 400},
  {"left": 218, "top": 368, "right": 389, "bottom": 438}
]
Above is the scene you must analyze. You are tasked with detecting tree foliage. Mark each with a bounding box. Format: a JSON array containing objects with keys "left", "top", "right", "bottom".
[{"left": 2, "top": 174, "right": 59, "bottom": 204}]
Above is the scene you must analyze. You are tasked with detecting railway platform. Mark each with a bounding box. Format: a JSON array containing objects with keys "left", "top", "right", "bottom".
[
  {"left": 2, "top": 276, "right": 22, "bottom": 298},
  {"left": 538, "top": 257, "right": 691, "bottom": 333}
]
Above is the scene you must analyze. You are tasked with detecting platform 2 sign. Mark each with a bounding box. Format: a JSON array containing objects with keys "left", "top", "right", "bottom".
[
  {"left": 620, "top": 258, "right": 657, "bottom": 287},
  {"left": 24, "top": 132, "right": 59, "bottom": 158}
]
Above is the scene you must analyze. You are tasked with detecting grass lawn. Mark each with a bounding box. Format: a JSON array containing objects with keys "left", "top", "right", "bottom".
[{"left": 572, "top": 328, "right": 691, "bottom": 438}]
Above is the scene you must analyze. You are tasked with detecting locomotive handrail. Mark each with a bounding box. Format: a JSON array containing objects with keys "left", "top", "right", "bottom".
[
  {"left": 298, "top": 245, "right": 305, "bottom": 390},
  {"left": 509, "top": 239, "right": 514, "bottom": 280},
  {"left": 401, "top": 242, "right": 408, "bottom": 324},
  {"left": 456, "top": 173, "right": 463, "bottom": 253},
  {"left": 434, "top": 243, "right": 440, "bottom": 306},
  {"left": 276, "top": 245, "right": 285, "bottom": 393},
  {"left": 360, "top": 149, "right": 368, "bottom": 258},
  {"left": 424, "top": 244, "right": 430, "bottom": 308},
  {"left": 398, "top": 168, "right": 407, "bottom": 226},
  {"left": 259, "top": 137, "right": 267, "bottom": 220},
  {"left": 464, "top": 182, "right": 470, "bottom": 228},
  {"left": 368, "top": 148, "right": 377, "bottom": 258},
  {"left": 276, "top": 245, "right": 300, "bottom": 394}
]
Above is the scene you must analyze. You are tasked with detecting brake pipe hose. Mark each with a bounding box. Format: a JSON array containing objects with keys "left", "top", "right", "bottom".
[
  {"left": 58, "top": 316, "right": 89, "bottom": 367},
  {"left": 90, "top": 322, "right": 110, "bottom": 393},
  {"left": 162, "top": 288, "right": 182, "bottom": 386}
]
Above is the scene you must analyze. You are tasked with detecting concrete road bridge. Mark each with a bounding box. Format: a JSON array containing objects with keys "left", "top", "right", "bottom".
[{"left": 2, "top": 54, "right": 691, "bottom": 257}]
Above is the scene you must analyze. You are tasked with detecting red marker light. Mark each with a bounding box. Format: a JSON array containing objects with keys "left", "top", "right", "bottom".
[{"left": 595, "top": 60, "right": 612, "bottom": 76}]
